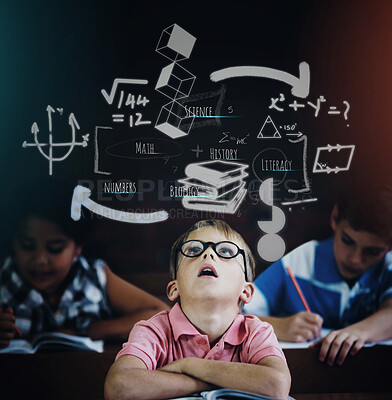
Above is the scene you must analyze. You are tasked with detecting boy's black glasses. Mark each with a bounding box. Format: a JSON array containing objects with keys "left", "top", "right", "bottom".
[{"left": 176, "top": 240, "right": 248, "bottom": 281}]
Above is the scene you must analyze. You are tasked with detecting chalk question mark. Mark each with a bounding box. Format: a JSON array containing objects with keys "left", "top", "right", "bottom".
[{"left": 343, "top": 101, "right": 350, "bottom": 126}]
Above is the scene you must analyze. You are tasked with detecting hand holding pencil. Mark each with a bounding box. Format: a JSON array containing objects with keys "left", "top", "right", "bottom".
[
  {"left": 276, "top": 311, "right": 323, "bottom": 342},
  {"left": 0, "top": 306, "right": 21, "bottom": 348},
  {"left": 278, "top": 266, "right": 323, "bottom": 342}
]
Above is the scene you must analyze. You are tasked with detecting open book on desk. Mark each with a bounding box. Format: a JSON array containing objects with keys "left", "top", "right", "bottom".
[
  {"left": 279, "top": 328, "right": 392, "bottom": 349},
  {"left": 170, "top": 389, "right": 295, "bottom": 400},
  {"left": 0, "top": 332, "right": 104, "bottom": 354}
]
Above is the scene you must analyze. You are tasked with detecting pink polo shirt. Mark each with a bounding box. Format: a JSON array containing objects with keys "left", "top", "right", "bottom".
[{"left": 116, "top": 303, "right": 286, "bottom": 370}]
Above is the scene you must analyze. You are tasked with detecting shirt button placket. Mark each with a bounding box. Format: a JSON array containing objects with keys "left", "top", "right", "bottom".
[{"left": 196, "top": 337, "right": 208, "bottom": 357}]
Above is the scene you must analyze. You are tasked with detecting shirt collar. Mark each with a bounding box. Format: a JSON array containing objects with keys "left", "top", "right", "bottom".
[
  {"left": 77, "top": 256, "right": 90, "bottom": 272},
  {"left": 222, "top": 313, "right": 248, "bottom": 346},
  {"left": 168, "top": 302, "right": 247, "bottom": 345},
  {"left": 169, "top": 303, "right": 203, "bottom": 340},
  {"left": 0, "top": 257, "right": 44, "bottom": 308}
]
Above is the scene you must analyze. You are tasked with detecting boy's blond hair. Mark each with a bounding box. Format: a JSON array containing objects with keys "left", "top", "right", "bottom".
[{"left": 169, "top": 219, "right": 255, "bottom": 282}]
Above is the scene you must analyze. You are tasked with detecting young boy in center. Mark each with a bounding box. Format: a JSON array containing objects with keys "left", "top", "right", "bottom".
[{"left": 105, "top": 219, "right": 291, "bottom": 400}]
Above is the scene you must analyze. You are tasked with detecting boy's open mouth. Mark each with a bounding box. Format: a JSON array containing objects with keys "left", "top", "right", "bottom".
[{"left": 198, "top": 265, "right": 218, "bottom": 278}]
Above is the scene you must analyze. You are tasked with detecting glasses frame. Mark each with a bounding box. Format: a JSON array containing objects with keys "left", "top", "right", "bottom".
[{"left": 176, "top": 240, "right": 248, "bottom": 281}]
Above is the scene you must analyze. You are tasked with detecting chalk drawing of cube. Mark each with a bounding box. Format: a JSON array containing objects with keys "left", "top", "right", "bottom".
[
  {"left": 155, "top": 101, "right": 195, "bottom": 139},
  {"left": 155, "top": 63, "right": 196, "bottom": 100},
  {"left": 156, "top": 24, "right": 196, "bottom": 61}
]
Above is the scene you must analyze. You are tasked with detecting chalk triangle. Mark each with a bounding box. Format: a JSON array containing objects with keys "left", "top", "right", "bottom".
[{"left": 257, "top": 115, "right": 281, "bottom": 138}]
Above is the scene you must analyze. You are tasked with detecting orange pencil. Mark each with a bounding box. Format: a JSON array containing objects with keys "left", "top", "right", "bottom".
[
  {"left": 13, "top": 324, "right": 22, "bottom": 337},
  {"left": 285, "top": 266, "right": 311, "bottom": 312}
]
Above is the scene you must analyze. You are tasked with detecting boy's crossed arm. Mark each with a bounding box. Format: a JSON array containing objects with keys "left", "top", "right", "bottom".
[
  {"left": 161, "top": 355, "right": 290, "bottom": 399},
  {"left": 104, "top": 355, "right": 214, "bottom": 400},
  {"left": 104, "top": 354, "right": 291, "bottom": 400}
]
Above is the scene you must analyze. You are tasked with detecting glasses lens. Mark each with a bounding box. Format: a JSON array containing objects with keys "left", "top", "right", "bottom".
[
  {"left": 215, "top": 242, "right": 239, "bottom": 258},
  {"left": 181, "top": 241, "right": 204, "bottom": 257}
]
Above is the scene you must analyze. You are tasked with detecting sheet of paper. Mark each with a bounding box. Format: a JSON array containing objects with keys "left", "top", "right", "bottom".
[{"left": 279, "top": 328, "right": 392, "bottom": 349}]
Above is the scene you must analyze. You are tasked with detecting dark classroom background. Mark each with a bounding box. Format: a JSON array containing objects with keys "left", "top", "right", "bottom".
[{"left": 0, "top": 0, "right": 391, "bottom": 289}]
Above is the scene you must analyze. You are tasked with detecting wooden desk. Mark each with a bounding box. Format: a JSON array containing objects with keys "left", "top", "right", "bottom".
[
  {"left": 286, "top": 345, "right": 392, "bottom": 394},
  {"left": 294, "top": 394, "right": 392, "bottom": 400},
  {"left": 0, "top": 345, "right": 391, "bottom": 400}
]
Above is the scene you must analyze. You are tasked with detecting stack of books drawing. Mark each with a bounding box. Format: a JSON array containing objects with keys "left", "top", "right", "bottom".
[{"left": 178, "top": 160, "right": 248, "bottom": 214}]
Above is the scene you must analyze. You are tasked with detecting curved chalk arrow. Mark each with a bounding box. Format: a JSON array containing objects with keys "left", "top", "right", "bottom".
[
  {"left": 210, "top": 62, "right": 310, "bottom": 98},
  {"left": 71, "top": 185, "right": 168, "bottom": 224}
]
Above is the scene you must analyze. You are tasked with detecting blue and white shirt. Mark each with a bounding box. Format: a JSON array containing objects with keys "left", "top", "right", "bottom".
[
  {"left": 244, "top": 238, "right": 392, "bottom": 329},
  {"left": 0, "top": 256, "right": 112, "bottom": 336}
]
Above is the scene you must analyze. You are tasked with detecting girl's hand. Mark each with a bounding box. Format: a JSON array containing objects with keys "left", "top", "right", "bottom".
[{"left": 0, "top": 307, "right": 16, "bottom": 348}]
